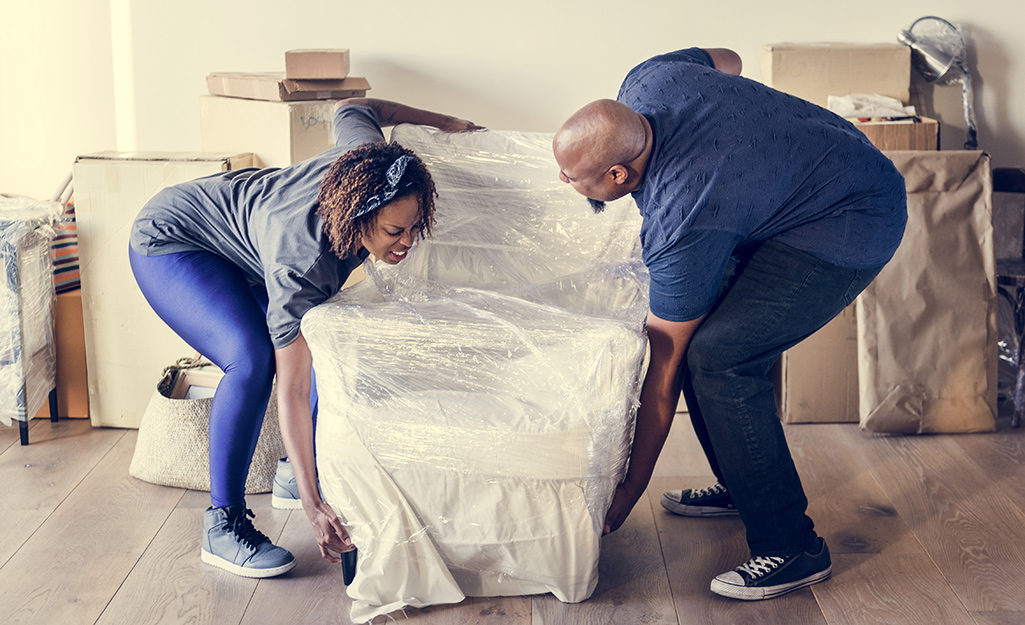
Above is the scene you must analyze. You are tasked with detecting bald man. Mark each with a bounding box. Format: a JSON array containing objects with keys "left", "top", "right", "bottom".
[{"left": 554, "top": 47, "right": 906, "bottom": 600}]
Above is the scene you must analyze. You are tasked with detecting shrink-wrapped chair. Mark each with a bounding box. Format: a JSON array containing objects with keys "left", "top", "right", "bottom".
[
  {"left": 0, "top": 196, "right": 58, "bottom": 427},
  {"left": 302, "top": 126, "right": 648, "bottom": 622}
]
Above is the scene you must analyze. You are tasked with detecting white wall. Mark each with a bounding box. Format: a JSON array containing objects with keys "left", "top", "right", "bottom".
[{"left": 2, "top": 0, "right": 1023, "bottom": 199}]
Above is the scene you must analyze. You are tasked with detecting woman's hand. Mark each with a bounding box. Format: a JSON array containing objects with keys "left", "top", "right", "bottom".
[
  {"left": 304, "top": 499, "right": 355, "bottom": 563},
  {"left": 603, "top": 481, "right": 644, "bottom": 536},
  {"left": 437, "top": 116, "right": 485, "bottom": 133}
]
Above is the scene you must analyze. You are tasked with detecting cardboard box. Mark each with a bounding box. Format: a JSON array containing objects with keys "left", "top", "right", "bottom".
[
  {"left": 206, "top": 72, "right": 369, "bottom": 102},
  {"left": 33, "top": 288, "right": 89, "bottom": 419},
  {"left": 854, "top": 117, "right": 939, "bottom": 151},
  {"left": 73, "top": 151, "right": 254, "bottom": 428},
  {"left": 760, "top": 43, "right": 910, "bottom": 108},
  {"left": 285, "top": 49, "right": 350, "bottom": 80},
  {"left": 200, "top": 95, "right": 338, "bottom": 168},
  {"left": 773, "top": 303, "right": 859, "bottom": 423}
]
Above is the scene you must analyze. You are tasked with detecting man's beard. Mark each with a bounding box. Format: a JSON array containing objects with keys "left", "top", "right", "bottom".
[{"left": 587, "top": 197, "right": 606, "bottom": 213}]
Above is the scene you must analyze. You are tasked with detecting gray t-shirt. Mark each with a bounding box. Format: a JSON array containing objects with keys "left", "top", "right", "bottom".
[{"left": 130, "top": 103, "right": 385, "bottom": 348}]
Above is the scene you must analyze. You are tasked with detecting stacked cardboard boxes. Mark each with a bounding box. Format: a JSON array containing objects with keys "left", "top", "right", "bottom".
[
  {"left": 759, "top": 43, "right": 937, "bottom": 424},
  {"left": 201, "top": 48, "right": 369, "bottom": 168},
  {"left": 761, "top": 43, "right": 938, "bottom": 152}
]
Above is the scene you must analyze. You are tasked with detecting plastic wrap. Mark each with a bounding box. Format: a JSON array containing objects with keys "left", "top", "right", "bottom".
[
  {"left": 998, "top": 287, "right": 1020, "bottom": 401},
  {"left": 0, "top": 195, "right": 59, "bottom": 427},
  {"left": 302, "top": 126, "right": 648, "bottom": 622}
]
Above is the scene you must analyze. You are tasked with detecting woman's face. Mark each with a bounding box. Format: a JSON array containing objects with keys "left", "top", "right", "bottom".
[{"left": 360, "top": 194, "right": 422, "bottom": 264}]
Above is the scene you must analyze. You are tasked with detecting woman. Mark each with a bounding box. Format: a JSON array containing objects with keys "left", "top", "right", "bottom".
[{"left": 129, "top": 98, "right": 481, "bottom": 578}]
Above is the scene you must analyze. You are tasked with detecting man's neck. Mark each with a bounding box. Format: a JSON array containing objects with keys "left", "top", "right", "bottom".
[{"left": 625, "top": 113, "right": 654, "bottom": 193}]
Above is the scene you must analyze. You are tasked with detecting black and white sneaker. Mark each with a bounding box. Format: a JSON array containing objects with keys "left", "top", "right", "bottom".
[
  {"left": 710, "top": 537, "right": 832, "bottom": 600},
  {"left": 661, "top": 482, "right": 738, "bottom": 517}
]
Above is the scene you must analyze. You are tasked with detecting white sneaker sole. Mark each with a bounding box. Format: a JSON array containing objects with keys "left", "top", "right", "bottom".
[
  {"left": 271, "top": 494, "right": 303, "bottom": 510},
  {"left": 710, "top": 565, "right": 832, "bottom": 600},
  {"left": 660, "top": 493, "right": 739, "bottom": 517},
  {"left": 201, "top": 549, "right": 297, "bottom": 578}
]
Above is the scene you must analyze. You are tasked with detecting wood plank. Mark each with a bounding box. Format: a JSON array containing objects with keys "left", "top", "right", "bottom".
[
  {"left": 0, "top": 419, "right": 123, "bottom": 510},
  {"left": 649, "top": 477, "right": 826, "bottom": 625},
  {"left": 842, "top": 428, "right": 1025, "bottom": 611},
  {"left": 652, "top": 412, "right": 715, "bottom": 479},
  {"left": 0, "top": 430, "right": 183, "bottom": 625},
  {"left": 813, "top": 553, "right": 976, "bottom": 625},
  {"left": 785, "top": 423, "right": 921, "bottom": 554},
  {"left": 0, "top": 420, "right": 123, "bottom": 571},
  {"left": 951, "top": 428, "right": 1025, "bottom": 516},
  {"left": 970, "top": 611, "right": 1025, "bottom": 625},
  {"left": 533, "top": 484, "right": 678, "bottom": 625},
  {"left": 96, "top": 501, "right": 288, "bottom": 625}
]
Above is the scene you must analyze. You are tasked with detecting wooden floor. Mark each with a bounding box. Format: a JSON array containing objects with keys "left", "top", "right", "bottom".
[{"left": 2, "top": 412, "right": 1025, "bottom": 625}]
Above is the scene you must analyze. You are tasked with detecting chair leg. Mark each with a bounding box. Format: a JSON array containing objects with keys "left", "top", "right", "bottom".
[
  {"left": 48, "top": 387, "right": 58, "bottom": 423},
  {"left": 19, "top": 419, "right": 29, "bottom": 445}
]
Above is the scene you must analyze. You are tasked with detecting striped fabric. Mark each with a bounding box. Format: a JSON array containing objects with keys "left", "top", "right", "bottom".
[{"left": 52, "top": 199, "right": 80, "bottom": 293}]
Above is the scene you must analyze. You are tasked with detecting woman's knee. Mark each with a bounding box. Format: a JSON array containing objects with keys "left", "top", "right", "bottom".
[{"left": 220, "top": 337, "right": 275, "bottom": 386}]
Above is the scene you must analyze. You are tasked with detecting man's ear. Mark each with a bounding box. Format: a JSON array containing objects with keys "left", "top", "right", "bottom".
[{"left": 608, "top": 164, "right": 630, "bottom": 185}]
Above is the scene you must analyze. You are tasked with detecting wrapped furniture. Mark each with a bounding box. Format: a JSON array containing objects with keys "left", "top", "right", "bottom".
[
  {"left": 302, "top": 126, "right": 648, "bottom": 622},
  {"left": 0, "top": 196, "right": 59, "bottom": 444}
]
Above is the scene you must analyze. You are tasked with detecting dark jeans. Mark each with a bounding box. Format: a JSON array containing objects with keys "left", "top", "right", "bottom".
[{"left": 679, "top": 239, "right": 883, "bottom": 557}]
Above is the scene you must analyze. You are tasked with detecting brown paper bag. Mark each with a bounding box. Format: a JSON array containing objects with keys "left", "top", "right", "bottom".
[{"left": 857, "top": 151, "right": 996, "bottom": 433}]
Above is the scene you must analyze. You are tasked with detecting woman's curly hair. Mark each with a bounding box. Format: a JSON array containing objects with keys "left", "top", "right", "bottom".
[{"left": 317, "top": 141, "right": 437, "bottom": 257}]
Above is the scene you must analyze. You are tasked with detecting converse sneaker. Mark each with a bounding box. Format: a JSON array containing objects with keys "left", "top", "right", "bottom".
[
  {"left": 271, "top": 458, "right": 302, "bottom": 510},
  {"left": 201, "top": 503, "right": 296, "bottom": 578},
  {"left": 661, "top": 482, "right": 739, "bottom": 517},
  {"left": 710, "top": 537, "right": 832, "bottom": 600}
]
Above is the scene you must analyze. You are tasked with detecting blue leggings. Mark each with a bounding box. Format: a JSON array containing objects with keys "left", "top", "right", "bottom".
[{"left": 129, "top": 247, "right": 318, "bottom": 508}]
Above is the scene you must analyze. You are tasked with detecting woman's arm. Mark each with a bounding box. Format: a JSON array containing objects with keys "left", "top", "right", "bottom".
[
  {"left": 275, "top": 332, "right": 354, "bottom": 562},
  {"left": 335, "top": 97, "right": 483, "bottom": 132}
]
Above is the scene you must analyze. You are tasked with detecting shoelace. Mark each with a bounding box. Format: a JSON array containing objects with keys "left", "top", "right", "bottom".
[
  {"left": 691, "top": 482, "right": 727, "bottom": 499},
  {"left": 736, "top": 556, "right": 786, "bottom": 579},
  {"left": 228, "top": 508, "right": 271, "bottom": 551}
]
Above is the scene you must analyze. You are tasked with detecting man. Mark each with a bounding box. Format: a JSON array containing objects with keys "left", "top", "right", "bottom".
[{"left": 553, "top": 47, "right": 906, "bottom": 600}]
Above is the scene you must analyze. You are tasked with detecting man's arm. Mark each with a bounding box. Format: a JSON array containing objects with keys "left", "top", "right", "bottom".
[
  {"left": 604, "top": 310, "right": 705, "bottom": 534},
  {"left": 703, "top": 48, "right": 743, "bottom": 76},
  {"left": 335, "top": 97, "right": 483, "bottom": 132}
]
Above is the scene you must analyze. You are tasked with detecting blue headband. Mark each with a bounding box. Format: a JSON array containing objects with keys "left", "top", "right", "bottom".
[{"left": 350, "top": 154, "right": 416, "bottom": 221}]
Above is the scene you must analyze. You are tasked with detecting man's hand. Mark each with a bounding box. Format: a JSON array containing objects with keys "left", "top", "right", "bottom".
[
  {"left": 603, "top": 481, "right": 644, "bottom": 535},
  {"left": 305, "top": 499, "right": 356, "bottom": 563}
]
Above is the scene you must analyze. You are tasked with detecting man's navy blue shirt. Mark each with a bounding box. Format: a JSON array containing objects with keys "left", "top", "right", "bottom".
[{"left": 617, "top": 48, "right": 907, "bottom": 322}]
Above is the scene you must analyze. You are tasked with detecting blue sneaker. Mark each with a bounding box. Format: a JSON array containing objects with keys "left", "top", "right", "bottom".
[
  {"left": 661, "top": 482, "right": 739, "bottom": 517},
  {"left": 201, "top": 503, "right": 296, "bottom": 578},
  {"left": 271, "top": 459, "right": 302, "bottom": 510},
  {"left": 710, "top": 537, "right": 832, "bottom": 600}
]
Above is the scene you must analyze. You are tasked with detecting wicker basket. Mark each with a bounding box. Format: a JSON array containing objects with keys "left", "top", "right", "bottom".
[{"left": 129, "top": 358, "right": 286, "bottom": 493}]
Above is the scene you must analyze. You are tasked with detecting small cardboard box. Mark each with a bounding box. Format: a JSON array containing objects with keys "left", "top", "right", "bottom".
[
  {"left": 285, "top": 49, "right": 350, "bottom": 80},
  {"left": 33, "top": 288, "right": 89, "bottom": 419},
  {"left": 200, "top": 95, "right": 337, "bottom": 168},
  {"left": 854, "top": 117, "right": 939, "bottom": 151},
  {"left": 772, "top": 303, "right": 859, "bottom": 423},
  {"left": 206, "top": 72, "right": 369, "bottom": 102},
  {"left": 760, "top": 43, "right": 910, "bottom": 108},
  {"left": 73, "top": 151, "right": 254, "bottom": 429}
]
